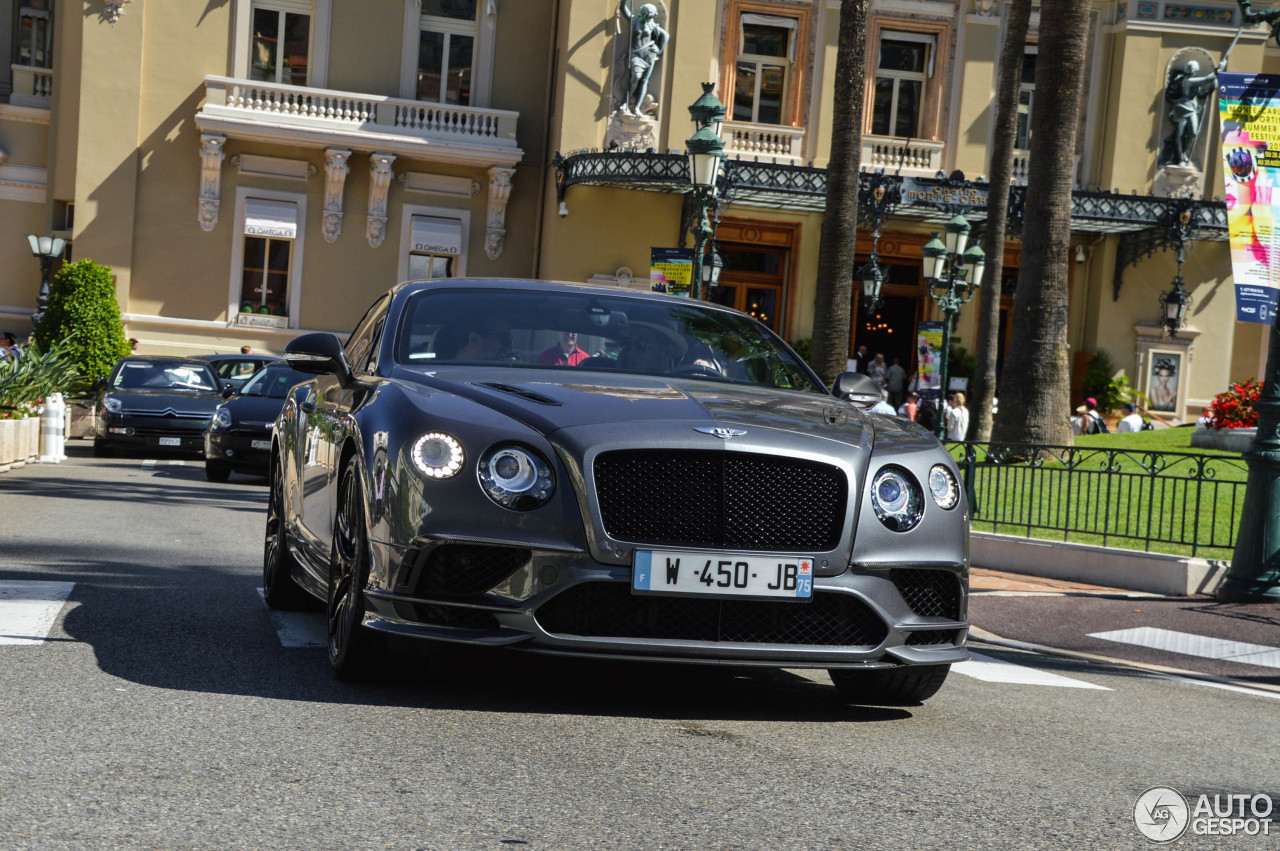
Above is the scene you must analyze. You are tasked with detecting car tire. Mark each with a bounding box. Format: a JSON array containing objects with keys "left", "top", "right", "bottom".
[
  {"left": 327, "top": 456, "right": 385, "bottom": 680},
  {"left": 262, "top": 459, "right": 311, "bottom": 611},
  {"left": 92, "top": 439, "right": 113, "bottom": 458},
  {"left": 828, "top": 664, "right": 951, "bottom": 706},
  {"left": 205, "top": 460, "right": 231, "bottom": 482}
]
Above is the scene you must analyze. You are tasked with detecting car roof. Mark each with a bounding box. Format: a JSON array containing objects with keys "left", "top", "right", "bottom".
[{"left": 190, "top": 353, "right": 283, "bottom": 362}]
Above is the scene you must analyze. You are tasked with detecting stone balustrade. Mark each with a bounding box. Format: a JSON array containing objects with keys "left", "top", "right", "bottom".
[
  {"left": 10, "top": 65, "right": 52, "bottom": 108},
  {"left": 722, "top": 121, "right": 805, "bottom": 165}
]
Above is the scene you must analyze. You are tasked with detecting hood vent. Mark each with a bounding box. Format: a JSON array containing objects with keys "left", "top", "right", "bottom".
[{"left": 477, "top": 382, "right": 563, "bottom": 406}]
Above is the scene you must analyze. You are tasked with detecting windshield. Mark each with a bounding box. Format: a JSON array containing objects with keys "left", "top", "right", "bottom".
[
  {"left": 113, "top": 361, "right": 217, "bottom": 391},
  {"left": 239, "top": 366, "right": 311, "bottom": 399},
  {"left": 209, "top": 358, "right": 272, "bottom": 380},
  {"left": 395, "top": 288, "right": 823, "bottom": 393}
]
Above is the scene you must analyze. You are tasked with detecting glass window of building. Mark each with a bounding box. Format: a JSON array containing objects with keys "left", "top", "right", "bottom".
[
  {"left": 408, "top": 216, "right": 463, "bottom": 279},
  {"left": 871, "top": 33, "right": 932, "bottom": 137},
  {"left": 417, "top": 0, "right": 478, "bottom": 105},
  {"left": 239, "top": 199, "right": 298, "bottom": 320},
  {"left": 1016, "top": 51, "right": 1037, "bottom": 150},
  {"left": 16, "top": 1, "right": 53, "bottom": 69},
  {"left": 733, "top": 19, "right": 795, "bottom": 125},
  {"left": 250, "top": 1, "right": 312, "bottom": 86}
]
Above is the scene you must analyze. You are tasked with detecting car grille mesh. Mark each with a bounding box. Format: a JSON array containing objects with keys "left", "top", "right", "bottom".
[
  {"left": 594, "top": 450, "right": 847, "bottom": 551},
  {"left": 401, "top": 545, "right": 531, "bottom": 596},
  {"left": 535, "top": 582, "right": 887, "bottom": 647},
  {"left": 890, "top": 569, "right": 963, "bottom": 620},
  {"left": 905, "top": 630, "right": 960, "bottom": 646}
]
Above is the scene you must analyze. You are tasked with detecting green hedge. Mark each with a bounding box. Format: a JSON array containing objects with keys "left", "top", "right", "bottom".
[{"left": 33, "top": 259, "right": 129, "bottom": 381}]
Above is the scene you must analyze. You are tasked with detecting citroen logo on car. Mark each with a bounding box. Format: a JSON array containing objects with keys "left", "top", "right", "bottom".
[{"left": 695, "top": 426, "right": 747, "bottom": 439}]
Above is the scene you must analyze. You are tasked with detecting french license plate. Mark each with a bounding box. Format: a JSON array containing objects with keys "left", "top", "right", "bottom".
[
  {"left": 633, "top": 550, "right": 813, "bottom": 601},
  {"left": 251, "top": 439, "right": 271, "bottom": 450},
  {"left": 158, "top": 437, "right": 181, "bottom": 447}
]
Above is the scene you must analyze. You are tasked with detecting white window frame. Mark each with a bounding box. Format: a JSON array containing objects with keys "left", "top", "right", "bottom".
[
  {"left": 398, "top": 204, "right": 470, "bottom": 283},
  {"left": 735, "top": 17, "right": 795, "bottom": 126},
  {"left": 399, "top": 0, "right": 497, "bottom": 108},
  {"left": 228, "top": 186, "right": 307, "bottom": 329},
  {"left": 231, "top": 0, "right": 331, "bottom": 88},
  {"left": 873, "top": 31, "right": 934, "bottom": 138},
  {"left": 1015, "top": 47, "right": 1038, "bottom": 151}
]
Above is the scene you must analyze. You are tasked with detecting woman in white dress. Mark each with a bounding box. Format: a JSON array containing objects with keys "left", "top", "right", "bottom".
[{"left": 945, "top": 392, "right": 970, "bottom": 442}]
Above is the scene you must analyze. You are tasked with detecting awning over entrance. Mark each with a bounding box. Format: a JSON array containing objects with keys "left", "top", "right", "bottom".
[
  {"left": 552, "top": 150, "right": 1228, "bottom": 238},
  {"left": 244, "top": 198, "right": 298, "bottom": 239},
  {"left": 411, "top": 215, "right": 463, "bottom": 256}
]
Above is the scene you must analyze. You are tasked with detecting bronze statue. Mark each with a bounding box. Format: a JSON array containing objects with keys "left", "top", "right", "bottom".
[{"left": 620, "top": 1, "right": 668, "bottom": 116}]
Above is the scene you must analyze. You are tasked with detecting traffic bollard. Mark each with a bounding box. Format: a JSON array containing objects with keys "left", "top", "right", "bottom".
[{"left": 39, "top": 394, "right": 66, "bottom": 463}]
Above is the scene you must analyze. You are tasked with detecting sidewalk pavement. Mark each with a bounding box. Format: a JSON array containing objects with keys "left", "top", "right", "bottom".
[{"left": 968, "top": 567, "right": 1280, "bottom": 690}]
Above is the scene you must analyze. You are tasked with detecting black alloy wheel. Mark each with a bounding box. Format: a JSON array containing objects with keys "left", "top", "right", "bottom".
[
  {"left": 205, "top": 459, "right": 231, "bottom": 482},
  {"left": 828, "top": 664, "right": 951, "bottom": 706},
  {"left": 327, "top": 456, "right": 383, "bottom": 680},
  {"left": 262, "top": 458, "right": 310, "bottom": 610}
]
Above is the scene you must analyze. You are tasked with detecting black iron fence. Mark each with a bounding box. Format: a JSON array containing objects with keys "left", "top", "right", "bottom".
[{"left": 952, "top": 443, "right": 1249, "bottom": 558}]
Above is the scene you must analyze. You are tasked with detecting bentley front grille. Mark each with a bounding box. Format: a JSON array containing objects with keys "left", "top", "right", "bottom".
[
  {"left": 593, "top": 450, "right": 847, "bottom": 552},
  {"left": 535, "top": 582, "right": 888, "bottom": 647},
  {"left": 398, "top": 544, "right": 532, "bottom": 596},
  {"left": 890, "top": 568, "right": 963, "bottom": 620}
]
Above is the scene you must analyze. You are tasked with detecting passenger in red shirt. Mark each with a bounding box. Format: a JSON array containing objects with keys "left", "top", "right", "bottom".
[{"left": 538, "top": 330, "right": 590, "bottom": 366}]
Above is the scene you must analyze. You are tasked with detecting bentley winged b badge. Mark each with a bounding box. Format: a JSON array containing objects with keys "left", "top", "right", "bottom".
[{"left": 694, "top": 426, "right": 748, "bottom": 439}]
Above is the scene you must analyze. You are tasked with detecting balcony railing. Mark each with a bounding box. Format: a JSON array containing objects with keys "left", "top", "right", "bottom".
[
  {"left": 722, "top": 121, "right": 805, "bottom": 165},
  {"left": 198, "top": 76, "right": 520, "bottom": 162},
  {"left": 10, "top": 65, "right": 52, "bottom": 108},
  {"left": 861, "top": 137, "right": 945, "bottom": 177}
]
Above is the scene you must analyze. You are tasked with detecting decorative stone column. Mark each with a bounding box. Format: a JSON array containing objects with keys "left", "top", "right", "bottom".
[
  {"left": 366, "top": 152, "right": 396, "bottom": 248},
  {"left": 485, "top": 166, "right": 515, "bottom": 260},
  {"left": 322, "top": 148, "right": 352, "bottom": 244},
  {"left": 198, "top": 133, "right": 226, "bottom": 232}
]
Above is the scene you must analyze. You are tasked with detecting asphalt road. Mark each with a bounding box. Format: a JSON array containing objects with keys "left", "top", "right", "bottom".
[{"left": 0, "top": 443, "right": 1275, "bottom": 850}]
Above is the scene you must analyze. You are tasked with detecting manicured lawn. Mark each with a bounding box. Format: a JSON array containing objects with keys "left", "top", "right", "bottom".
[{"left": 952, "top": 428, "right": 1248, "bottom": 559}]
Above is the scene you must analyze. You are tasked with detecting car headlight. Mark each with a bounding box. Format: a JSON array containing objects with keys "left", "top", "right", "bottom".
[
  {"left": 870, "top": 466, "right": 924, "bottom": 532},
  {"left": 478, "top": 445, "right": 554, "bottom": 510},
  {"left": 103, "top": 396, "right": 122, "bottom": 414},
  {"left": 412, "top": 432, "right": 464, "bottom": 479},
  {"left": 212, "top": 407, "right": 232, "bottom": 430},
  {"left": 929, "top": 464, "right": 960, "bottom": 510}
]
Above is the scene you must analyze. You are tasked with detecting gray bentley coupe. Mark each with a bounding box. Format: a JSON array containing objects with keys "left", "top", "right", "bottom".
[{"left": 265, "top": 279, "right": 970, "bottom": 704}]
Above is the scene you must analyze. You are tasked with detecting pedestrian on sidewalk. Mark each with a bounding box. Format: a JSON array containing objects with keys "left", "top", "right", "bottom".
[
  {"left": 885, "top": 357, "right": 907, "bottom": 408},
  {"left": 945, "top": 391, "right": 969, "bottom": 442}
]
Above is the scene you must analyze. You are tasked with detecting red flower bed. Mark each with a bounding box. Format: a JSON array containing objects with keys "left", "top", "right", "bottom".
[{"left": 1204, "top": 380, "right": 1262, "bottom": 429}]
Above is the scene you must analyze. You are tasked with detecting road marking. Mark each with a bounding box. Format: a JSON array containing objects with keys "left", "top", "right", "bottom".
[
  {"left": 0, "top": 580, "right": 75, "bottom": 645},
  {"left": 1146, "top": 673, "right": 1280, "bottom": 701},
  {"left": 1088, "top": 627, "right": 1280, "bottom": 669},
  {"left": 142, "top": 460, "right": 155, "bottom": 468},
  {"left": 141, "top": 460, "right": 186, "bottom": 468},
  {"left": 952, "top": 651, "right": 1112, "bottom": 689},
  {"left": 257, "top": 589, "right": 325, "bottom": 648}
]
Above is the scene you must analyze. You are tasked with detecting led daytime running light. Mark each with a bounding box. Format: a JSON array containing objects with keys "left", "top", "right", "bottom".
[{"left": 413, "top": 432, "right": 464, "bottom": 479}]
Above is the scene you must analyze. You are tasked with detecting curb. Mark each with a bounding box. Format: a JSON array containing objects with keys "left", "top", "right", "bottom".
[{"left": 968, "top": 625, "right": 1280, "bottom": 698}]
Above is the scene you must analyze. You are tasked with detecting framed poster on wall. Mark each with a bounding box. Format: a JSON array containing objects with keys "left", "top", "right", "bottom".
[{"left": 1146, "top": 350, "right": 1184, "bottom": 417}]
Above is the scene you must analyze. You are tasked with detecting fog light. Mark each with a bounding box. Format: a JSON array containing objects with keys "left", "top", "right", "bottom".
[{"left": 538, "top": 564, "right": 558, "bottom": 586}]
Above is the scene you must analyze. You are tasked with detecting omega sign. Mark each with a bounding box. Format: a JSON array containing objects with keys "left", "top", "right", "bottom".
[
  {"left": 245, "top": 224, "right": 294, "bottom": 238},
  {"left": 413, "top": 240, "right": 459, "bottom": 255}
]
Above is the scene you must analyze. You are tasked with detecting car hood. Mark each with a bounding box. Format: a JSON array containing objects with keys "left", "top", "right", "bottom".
[
  {"left": 222, "top": 394, "right": 288, "bottom": 427},
  {"left": 105, "top": 389, "right": 222, "bottom": 412},
  {"left": 393, "top": 367, "right": 866, "bottom": 445}
]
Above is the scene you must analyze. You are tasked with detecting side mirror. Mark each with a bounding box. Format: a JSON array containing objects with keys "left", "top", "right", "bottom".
[
  {"left": 221, "top": 383, "right": 237, "bottom": 399},
  {"left": 832, "top": 371, "right": 883, "bottom": 409},
  {"left": 285, "top": 332, "right": 355, "bottom": 386}
]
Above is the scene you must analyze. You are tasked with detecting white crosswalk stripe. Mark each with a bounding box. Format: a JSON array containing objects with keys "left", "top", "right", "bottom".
[
  {"left": 257, "top": 589, "right": 326, "bottom": 648},
  {"left": 1089, "top": 627, "right": 1280, "bottom": 669},
  {"left": 952, "top": 651, "right": 1112, "bottom": 689},
  {"left": 141, "top": 460, "right": 187, "bottom": 467},
  {"left": 0, "top": 580, "right": 75, "bottom": 645}
]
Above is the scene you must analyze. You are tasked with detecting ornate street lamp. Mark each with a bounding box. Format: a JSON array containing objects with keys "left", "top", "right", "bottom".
[
  {"left": 685, "top": 83, "right": 726, "bottom": 300},
  {"left": 857, "top": 256, "right": 885, "bottom": 313},
  {"left": 27, "top": 234, "right": 67, "bottom": 332},
  {"left": 702, "top": 243, "right": 724, "bottom": 290},
  {"left": 921, "top": 219, "right": 984, "bottom": 440},
  {"left": 1160, "top": 277, "right": 1192, "bottom": 336}
]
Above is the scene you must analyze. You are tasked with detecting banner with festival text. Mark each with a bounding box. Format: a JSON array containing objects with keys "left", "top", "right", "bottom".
[
  {"left": 916, "top": 321, "right": 944, "bottom": 401},
  {"left": 1219, "top": 71, "right": 1280, "bottom": 324},
  {"left": 649, "top": 248, "right": 693, "bottom": 297}
]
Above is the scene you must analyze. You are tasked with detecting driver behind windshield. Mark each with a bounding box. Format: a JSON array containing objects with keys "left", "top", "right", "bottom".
[
  {"left": 616, "top": 321, "right": 687, "bottom": 373},
  {"left": 537, "top": 330, "right": 589, "bottom": 366},
  {"left": 453, "top": 318, "right": 512, "bottom": 362}
]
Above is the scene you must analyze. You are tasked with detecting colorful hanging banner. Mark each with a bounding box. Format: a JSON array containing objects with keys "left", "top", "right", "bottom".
[
  {"left": 1219, "top": 72, "right": 1280, "bottom": 324},
  {"left": 916, "top": 321, "right": 944, "bottom": 399},
  {"left": 649, "top": 248, "right": 694, "bottom": 297}
]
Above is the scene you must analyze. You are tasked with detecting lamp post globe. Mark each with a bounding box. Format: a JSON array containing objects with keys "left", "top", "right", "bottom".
[{"left": 27, "top": 233, "right": 67, "bottom": 333}]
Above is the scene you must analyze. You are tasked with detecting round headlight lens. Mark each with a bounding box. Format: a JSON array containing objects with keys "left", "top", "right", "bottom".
[
  {"left": 103, "top": 395, "right": 122, "bottom": 414},
  {"left": 412, "top": 432, "right": 464, "bottom": 479},
  {"left": 212, "top": 407, "right": 232, "bottom": 429},
  {"left": 929, "top": 464, "right": 960, "bottom": 510},
  {"left": 478, "top": 445, "right": 554, "bottom": 510},
  {"left": 870, "top": 466, "right": 924, "bottom": 532}
]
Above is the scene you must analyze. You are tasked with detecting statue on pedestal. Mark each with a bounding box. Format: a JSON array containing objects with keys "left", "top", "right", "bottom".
[
  {"left": 1158, "top": 58, "right": 1224, "bottom": 167},
  {"left": 620, "top": 1, "right": 668, "bottom": 116}
]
